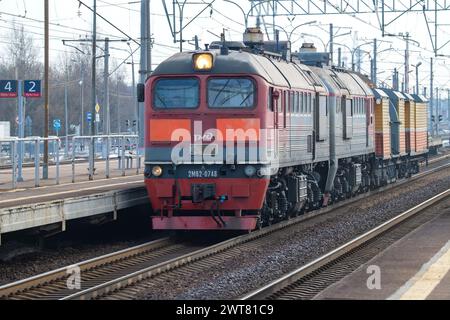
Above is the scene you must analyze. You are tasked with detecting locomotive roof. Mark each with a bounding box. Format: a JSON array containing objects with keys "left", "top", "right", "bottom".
[
  {"left": 151, "top": 50, "right": 327, "bottom": 92},
  {"left": 309, "top": 66, "right": 344, "bottom": 95},
  {"left": 340, "top": 70, "right": 374, "bottom": 96},
  {"left": 309, "top": 66, "right": 373, "bottom": 98},
  {"left": 152, "top": 50, "right": 378, "bottom": 98}
]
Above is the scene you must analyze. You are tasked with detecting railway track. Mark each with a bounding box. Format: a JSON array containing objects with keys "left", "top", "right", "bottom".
[
  {"left": 242, "top": 189, "right": 450, "bottom": 300},
  {"left": 1, "top": 161, "right": 449, "bottom": 300},
  {"left": 0, "top": 237, "right": 213, "bottom": 300}
]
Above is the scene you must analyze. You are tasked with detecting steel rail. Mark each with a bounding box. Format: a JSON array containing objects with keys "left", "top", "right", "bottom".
[
  {"left": 0, "top": 237, "right": 172, "bottom": 298},
  {"left": 242, "top": 189, "right": 450, "bottom": 300},
  {"left": 1, "top": 162, "right": 449, "bottom": 300},
  {"left": 62, "top": 163, "right": 450, "bottom": 300}
]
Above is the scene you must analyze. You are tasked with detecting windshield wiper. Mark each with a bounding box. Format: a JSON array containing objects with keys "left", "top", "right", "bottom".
[
  {"left": 155, "top": 93, "right": 168, "bottom": 108},
  {"left": 240, "top": 93, "right": 253, "bottom": 106},
  {"left": 211, "top": 80, "right": 231, "bottom": 106}
]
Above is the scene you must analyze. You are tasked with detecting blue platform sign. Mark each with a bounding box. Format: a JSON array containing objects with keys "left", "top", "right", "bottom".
[
  {"left": 53, "top": 119, "right": 61, "bottom": 130},
  {"left": 23, "top": 80, "right": 42, "bottom": 98},
  {"left": 0, "top": 80, "right": 18, "bottom": 98},
  {"left": 87, "top": 112, "right": 93, "bottom": 122}
]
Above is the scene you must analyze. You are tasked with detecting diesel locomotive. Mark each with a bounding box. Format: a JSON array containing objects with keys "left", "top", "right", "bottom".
[{"left": 140, "top": 29, "right": 429, "bottom": 231}]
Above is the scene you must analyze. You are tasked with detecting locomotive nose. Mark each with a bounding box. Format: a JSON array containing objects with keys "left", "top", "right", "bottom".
[{"left": 191, "top": 184, "right": 216, "bottom": 203}]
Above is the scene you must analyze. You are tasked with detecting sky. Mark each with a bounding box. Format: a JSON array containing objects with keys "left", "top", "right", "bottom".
[{"left": 1, "top": 0, "right": 450, "bottom": 95}]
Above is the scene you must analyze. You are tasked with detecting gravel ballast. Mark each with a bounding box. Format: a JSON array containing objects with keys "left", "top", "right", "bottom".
[
  {"left": 136, "top": 169, "right": 450, "bottom": 300},
  {"left": 0, "top": 208, "right": 163, "bottom": 286},
  {"left": 0, "top": 161, "right": 448, "bottom": 297}
]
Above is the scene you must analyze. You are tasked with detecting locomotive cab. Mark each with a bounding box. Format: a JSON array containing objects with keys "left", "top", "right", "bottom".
[{"left": 144, "top": 50, "right": 273, "bottom": 230}]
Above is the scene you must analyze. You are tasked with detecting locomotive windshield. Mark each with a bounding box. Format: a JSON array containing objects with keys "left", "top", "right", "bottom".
[
  {"left": 208, "top": 78, "right": 255, "bottom": 108},
  {"left": 153, "top": 78, "right": 199, "bottom": 109}
]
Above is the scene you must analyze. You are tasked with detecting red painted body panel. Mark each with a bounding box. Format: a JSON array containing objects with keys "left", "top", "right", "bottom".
[
  {"left": 152, "top": 216, "right": 258, "bottom": 230},
  {"left": 145, "top": 178, "right": 269, "bottom": 212}
]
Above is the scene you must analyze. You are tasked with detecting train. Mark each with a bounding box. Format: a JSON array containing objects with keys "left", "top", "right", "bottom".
[{"left": 138, "top": 28, "right": 429, "bottom": 231}]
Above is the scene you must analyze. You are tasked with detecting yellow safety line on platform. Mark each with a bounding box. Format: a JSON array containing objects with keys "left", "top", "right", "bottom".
[{"left": 390, "top": 240, "right": 450, "bottom": 300}]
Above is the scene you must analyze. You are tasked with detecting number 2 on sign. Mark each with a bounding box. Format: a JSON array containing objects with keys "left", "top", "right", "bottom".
[{"left": 28, "top": 81, "right": 36, "bottom": 92}]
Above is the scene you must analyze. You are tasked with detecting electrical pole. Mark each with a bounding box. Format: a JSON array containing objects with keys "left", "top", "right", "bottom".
[
  {"left": 139, "top": 0, "right": 151, "bottom": 151},
  {"left": 179, "top": 3, "right": 184, "bottom": 52},
  {"left": 17, "top": 79, "right": 24, "bottom": 182},
  {"left": 447, "top": 89, "right": 450, "bottom": 130},
  {"left": 436, "top": 87, "right": 440, "bottom": 135},
  {"left": 338, "top": 47, "right": 342, "bottom": 67},
  {"left": 356, "top": 48, "right": 362, "bottom": 73},
  {"left": 393, "top": 68, "right": 399, "bottom": 91},
  {"left": 415, "top": 66, "right": 418, "bottom": 95},
  {"left": 373, "top": 38, "right": 377, "bottom": 86},
  {"left": 43, "top": 0, "right": 49, "bottom": 180},
  {"left": 80, "top": 67, "right": 84, "bottom": 136},
  {"left": 89, "top": 0, "right": 97, "bottom": 180},
  {"left": 329, "top": 23, "right": 333, "bottom": 66},
  {"left": 194, "top": 35, "right": 199, "bottom": 50},
  {"left": 414, "top": 62, "right": 422, "bottom": 95},
  {"left": 117, "top": 78, "right": 121, "bottom": 134},
  {"left": 128, "top": 60, "right": 137, "bottom": 134},
  {"left": 64, "top": 63, "right": 69, "bottom": 158},
  {"left": 430, "top": 57, "right": 434, "bottom": 136},
  {"left": 370, "top": 59, "right": 374, "bottom": 82},
  {"left": 104, "top": 38, "right": 110, "bottom": 135},
  {"left": 404, "top": 33, "right": 410, "bottom": 93}
]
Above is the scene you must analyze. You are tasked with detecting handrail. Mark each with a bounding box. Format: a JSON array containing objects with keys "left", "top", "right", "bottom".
[
  {"left": 0, "top": 137, "right": 61, "bottom": 189},
  {"left": 71, "top": 135, "right": 140, "bottom": 182}
]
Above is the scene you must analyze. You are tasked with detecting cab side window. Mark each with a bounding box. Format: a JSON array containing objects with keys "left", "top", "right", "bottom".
[{"left": 268, "top": 87, "right": 274, "bottom": 112}]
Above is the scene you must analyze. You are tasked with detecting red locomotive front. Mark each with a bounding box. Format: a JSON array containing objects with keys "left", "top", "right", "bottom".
[{"left": 144, "top": 51, "right": 272, "bottom": 230}]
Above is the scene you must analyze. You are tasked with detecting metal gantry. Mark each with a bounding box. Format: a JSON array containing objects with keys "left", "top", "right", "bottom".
[{"left": 247, "top": 0, "right": 450, "bottom": 56}]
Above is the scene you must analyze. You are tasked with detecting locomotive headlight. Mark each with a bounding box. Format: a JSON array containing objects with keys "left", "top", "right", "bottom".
[
  {"left": 193, "top": 53, "right": 213, "bottom": 71},
  {"left": 245, "top": 165, "right": 257, "bottom": 177},
  {"left": 152, "top": 166, "right": 163, "bottom": 177}
]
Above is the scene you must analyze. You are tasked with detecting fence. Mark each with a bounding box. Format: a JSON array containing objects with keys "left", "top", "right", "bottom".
[
  {"left": 0, "top": 135, "right": 141, "bottom": 190},
  {"left": 0, "top": 137, "right": 61, "bottom": 189},
  {"left": 71, "top": 135, "right": 141, "bottom": 182}
]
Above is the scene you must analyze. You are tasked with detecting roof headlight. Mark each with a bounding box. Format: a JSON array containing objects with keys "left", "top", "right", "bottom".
[{"left": 193, "top": 53, "right": 214, "bottom": 71}]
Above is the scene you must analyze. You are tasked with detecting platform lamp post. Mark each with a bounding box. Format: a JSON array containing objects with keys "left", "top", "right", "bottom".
[{"left": 334, "top": 42, "right": 372, "bottom": 72}]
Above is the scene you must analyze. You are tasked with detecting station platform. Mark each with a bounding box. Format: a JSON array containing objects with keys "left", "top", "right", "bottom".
[
  {"left": 316, "top": 197, "right": 450, "bottom": 300},
  {"left": 0, "top": 161, "right": 148, "bottom": 245}
]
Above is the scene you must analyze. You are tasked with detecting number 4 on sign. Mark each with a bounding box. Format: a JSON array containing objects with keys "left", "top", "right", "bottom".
[{"left": 0, "top": 80, "right": 18, "bottom": 98}]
